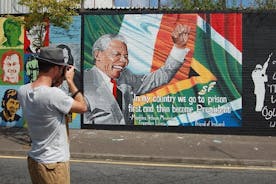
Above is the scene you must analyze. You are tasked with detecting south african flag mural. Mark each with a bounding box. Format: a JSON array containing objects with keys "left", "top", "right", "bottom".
[{"left": 83, "top": 13, "right": 242, "bottom": 127}]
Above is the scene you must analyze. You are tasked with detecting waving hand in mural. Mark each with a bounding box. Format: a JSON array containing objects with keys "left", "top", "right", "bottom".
[{"left": 172, "top": 24, "right": 191, "bottom": 49}]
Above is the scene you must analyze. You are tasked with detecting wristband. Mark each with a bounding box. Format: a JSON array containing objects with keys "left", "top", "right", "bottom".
[{"left": 72, "top": 90, "right": 81, "bottom": 98}]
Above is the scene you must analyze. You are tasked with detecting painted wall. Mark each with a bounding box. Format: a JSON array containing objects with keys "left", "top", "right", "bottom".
[
  {"left": 83, "top": 13, "right": 242, "bottom": 127},
  {"left": 0, "top": 12, "right": 275, "bottom": 134}
]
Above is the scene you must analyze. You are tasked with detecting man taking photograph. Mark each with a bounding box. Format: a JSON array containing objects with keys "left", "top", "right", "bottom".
[{"left": 18, "top": 47, "right": 87, "bottom": 184}]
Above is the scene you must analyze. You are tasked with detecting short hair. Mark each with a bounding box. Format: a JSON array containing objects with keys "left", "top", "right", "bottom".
[
  {"left": 3, "top": 18, "right": 21, "bottom": 36},
  {"left": 57, "top": 44, "right": 74, "bottom": 65},
  {"left": 1, "top": 89, "right": 18, "bottom": 108},
  {"left": 255, "top": 64, "right": 262, "bottom": 70},
  {"left": 1, "top": 50, "right": 22, "bottom": 70},
  {"left": 92, "top": 34, "right": 127, "bottom": 54},
  {"left": 37, "top": 59, "right": 57, "bottom": 73}
]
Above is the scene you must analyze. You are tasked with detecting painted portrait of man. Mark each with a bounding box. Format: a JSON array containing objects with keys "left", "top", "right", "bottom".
[
  {"left": 25, "top": 55, "right": 39, "bottom": 83},
  {"left": 0, "top": 18, "right": 23, "bottom": 48},
  {"left": 25, "top": 24, "right": 48, "bottom": 53},
  {"left": 1, "top": 50, "right": 22, "bottom": 84},
  {"left": 0, "top": 89, "right": 21, "bottom": 123},
  {"left": 82, "top": 13, "right": 242, "bottom": 127}
]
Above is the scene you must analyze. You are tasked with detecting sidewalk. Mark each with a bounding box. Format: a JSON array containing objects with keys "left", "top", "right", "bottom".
[{"left": 0, "top": 127, "right": 275, "bottom": 167}]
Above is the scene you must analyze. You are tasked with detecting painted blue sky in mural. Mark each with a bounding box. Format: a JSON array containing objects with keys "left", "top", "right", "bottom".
[{"left": 50, "top": 16, "right": 81, "bottom": 44}]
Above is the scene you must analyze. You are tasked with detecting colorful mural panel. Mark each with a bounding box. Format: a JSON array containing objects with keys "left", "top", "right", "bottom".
[
  {"left": 0, "top": 17, "right": 25, "bottom": 127},
  {"left": 0, "top": 17, "right": 24, "bottom": 49},
  {"left": 0, "top": 86, "right": 23, "bottom": 127},
  {"left": 50, "top": 16, "right": 82, "bottom": 129},
  {"left": 243, "top": 13, "right": 276, "bottom": 129},
  {"left": 0, "top": 16, "right": 82, "bottom": 128},
  {"left": 0, "top": 17, "right": 50, "bottom": 128},
  {"left": 1, "top": 12, "right": 275, "bottom": 133},
  {"left": 82, "top": 13, "right": 242, "bottom": 127},
  {"left": 0, "top": 49, "right": 24, "bottom": 85}
]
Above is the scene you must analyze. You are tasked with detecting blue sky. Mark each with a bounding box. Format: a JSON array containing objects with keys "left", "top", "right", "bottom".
[
  {"left": 227, "top": 0, "right": 252, "bottom": 7},
  {"left": 114, "top": 0, "right": 253, "bottom": 8}
]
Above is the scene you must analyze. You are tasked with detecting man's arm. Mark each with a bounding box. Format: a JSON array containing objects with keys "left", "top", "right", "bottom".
[
  {"left": 125, "top": 24, "right": 191, "bottom": 95},
  {"left": 65, "top": 66, "right": 87, "bottom": 113},
  {"left": 263, "top": 52, "right": 272, "bottom": 72}
]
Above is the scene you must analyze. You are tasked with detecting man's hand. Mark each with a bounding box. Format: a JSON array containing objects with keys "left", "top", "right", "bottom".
[
  {"left": 268, "top": 52, "right": 273, "bottom": 61},
  {"left": 171, "top": 24, "right": 191, "bottom": 49},
  {"left": 65, "top": 65, "right": 75, "bottom": 84}
]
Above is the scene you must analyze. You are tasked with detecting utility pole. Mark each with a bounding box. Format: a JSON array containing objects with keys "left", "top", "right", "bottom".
[
  {"left": 81, "top": 0, "right": 84, "bottom": 10},
  {"left": 220, "top": 0, "right": 227, "bottom": 9}
]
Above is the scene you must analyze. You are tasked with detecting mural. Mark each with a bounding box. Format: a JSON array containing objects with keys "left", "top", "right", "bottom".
[
  {"left": 24, "top": 53, "right": 39, "bottom": 83},
  {"left": 0, "top": 17, "right": 24, "bottom": 127},
  {"left": 0, "top": 18, "right": 24, "bottom": 48},
  {"left": 0, "top": 12, "right": 275, "bottom": 133},
  {"left": 243, "top": 13, "right": 276, "bottom": 129},
  {"left": 0, "top": 16, "right": 81, "bottom": 128},
  {"left": 0, "top": 17, "right": 49, "bottom": 128},
  {"left": 50, "top": 16, "right": 82, "bottom": 129},
  {"left": 0, "top": 87, "right": 23, "bottom": 127},
  {"left": 1, "top": 49, "right": 24, "bottom": 85},
  {"left": 83, "top": 13, "right": 242, "bottom": 127},
  {"left": 24, "top": 23, "right": 49, "bottom": 53}
]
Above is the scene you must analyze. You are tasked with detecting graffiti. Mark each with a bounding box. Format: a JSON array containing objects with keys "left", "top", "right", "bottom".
[
  {"left": 259, "top": 53, "right": 276, "bottom": 122},
  {"left": 269, "top": 121, "right": 276, "bottom": 128},
  {"left": 198, "top": 82, "right": 216, "bottom": 96}
]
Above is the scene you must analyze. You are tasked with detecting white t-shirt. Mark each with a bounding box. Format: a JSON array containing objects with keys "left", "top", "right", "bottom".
[{"left": 18, "top": 83, "right": 74, "bottom": 163}]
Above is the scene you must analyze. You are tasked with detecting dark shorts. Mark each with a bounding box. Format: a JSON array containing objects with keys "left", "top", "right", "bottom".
[{"left": 27, "top": 156, "right": 70, "bottom": 184}]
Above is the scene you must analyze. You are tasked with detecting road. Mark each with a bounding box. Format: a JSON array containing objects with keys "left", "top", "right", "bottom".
[{"left": 1, "top": 156, "right": 276, "bottom": 184}]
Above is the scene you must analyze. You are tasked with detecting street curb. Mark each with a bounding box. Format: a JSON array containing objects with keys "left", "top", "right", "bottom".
[
  {"left": 0, "top": 150, "right": 28, "bottom": 157},
  {"left": 70, "top": 153, "right": 276, "bottom": 168},
  {"left": 1, "top": 150, "right": 275, "bottom": 168}
]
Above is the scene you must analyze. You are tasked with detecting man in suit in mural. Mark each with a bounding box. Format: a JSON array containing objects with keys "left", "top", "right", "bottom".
[
  {"left": 251, "top": 53, "right": 272, "bottom": 112},
  {"left": 83, "top": 24, "right": 191, "bottom": 125},
  {"left": 0, "top": 89, "right": 21, "bottom": 123},
  {"left": 25, "top": 55, "right": 39, "bottom": 83}
]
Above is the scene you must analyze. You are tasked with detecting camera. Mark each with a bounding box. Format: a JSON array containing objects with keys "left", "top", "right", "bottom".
[{"left": 61, "top": 66, "right": 71, "bottom": 79}]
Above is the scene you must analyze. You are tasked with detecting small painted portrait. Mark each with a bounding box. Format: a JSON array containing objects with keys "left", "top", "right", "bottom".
[
  {"left": 1, "top": 18, "right": 23, "bottom": 48},
  {"left": 25, "top": 24, "right": 48, "bottom": 53},
  {"left": 1, "top": 50, "right": 22, "bottom": 84},
  {"left": 57, "top": 44, "right": 74, "bottom": 65},
  {"left": 56, "top": 44, "right": 82, "bottom": 90},
  {"left": 25, "top": 55, "right": 39, "bottom": 83},
  {"left": 0, "top": 89, "right": 21, "bottom": 122}
]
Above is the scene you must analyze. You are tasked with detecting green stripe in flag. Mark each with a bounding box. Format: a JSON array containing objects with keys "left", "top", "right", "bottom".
[
  {"left": 134, "top": 24, "right": 242, "bottom": 126},
  {"left": 194, "top": 26, "right": 242, "bottom": 102},
  {"left": 83, "top": 15, "right": 125, "bottom": 69}
]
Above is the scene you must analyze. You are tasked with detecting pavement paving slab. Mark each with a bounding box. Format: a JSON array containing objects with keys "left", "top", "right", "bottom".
[{"left": 1, "top": 127, "right": 276, "bottom": 167}]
